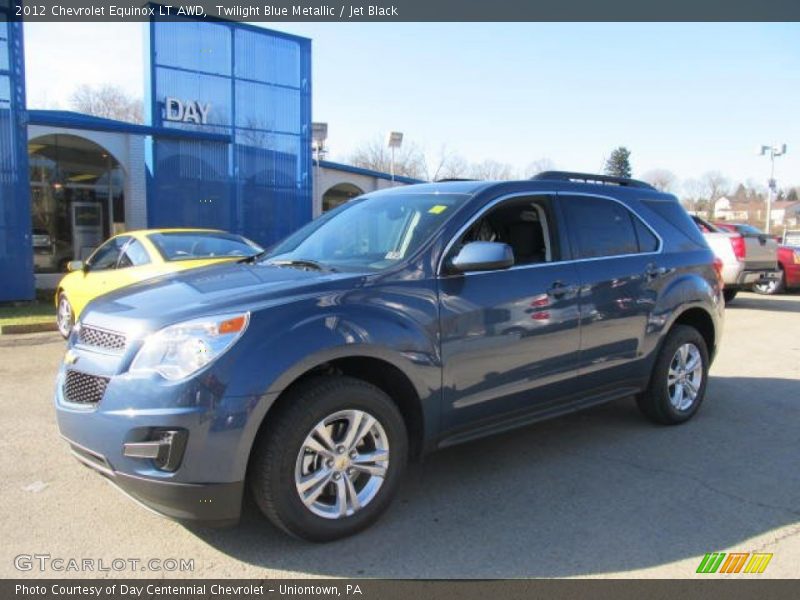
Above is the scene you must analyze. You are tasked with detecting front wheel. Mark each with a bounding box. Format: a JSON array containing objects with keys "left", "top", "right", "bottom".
[
  {"left": 249, "top": 376, "right": 408, "bottom": 542},
  {"left": 753, "top": 271, "right": 785, "bottom": 295},
  {"left": 637, "top": 325, "right": 710, "bottom": 425},
  {"left": 56, "top": 293, "right": 74, "bottom": 338}
]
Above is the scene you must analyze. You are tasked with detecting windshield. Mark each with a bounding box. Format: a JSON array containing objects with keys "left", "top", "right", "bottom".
[
  {"left": 148, "top": 231, "right": 262, "bottom": 261},
  {"left": 264, "top": 192, "right": 469, "bottom": 271}
]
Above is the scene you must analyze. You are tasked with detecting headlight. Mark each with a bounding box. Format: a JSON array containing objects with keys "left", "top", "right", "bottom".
[{"left": 130, "top": 313, "right": 249, "bottom": 381}]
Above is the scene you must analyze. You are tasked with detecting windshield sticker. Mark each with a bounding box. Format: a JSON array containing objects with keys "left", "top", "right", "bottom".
[{"left": 428, "top": 205, "right": 448, "bottom": 214}]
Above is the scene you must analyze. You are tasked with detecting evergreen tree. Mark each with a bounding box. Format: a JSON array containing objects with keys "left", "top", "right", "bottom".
[{"left": 605, "top": 147, "right": 632, "bottom": 178}]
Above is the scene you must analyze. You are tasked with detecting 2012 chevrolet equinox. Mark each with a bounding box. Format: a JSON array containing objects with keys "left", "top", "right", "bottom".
[{"left": 55, "top": 172, "right": 724, "bottom": 541}]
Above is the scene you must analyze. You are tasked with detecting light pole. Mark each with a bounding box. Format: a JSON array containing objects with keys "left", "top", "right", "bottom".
[
  {"left": 758, "top": 144, "right": 787, "bottom": 233},
  {"left": 311, "top": 123, "right": 328, "bottom": 216},
  {"left": 386, "top": 131, "right": 403, "bottom": 184}
]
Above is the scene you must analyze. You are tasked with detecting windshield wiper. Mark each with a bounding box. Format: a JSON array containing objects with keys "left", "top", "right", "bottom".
[
  {"left": 265, "top": 258, "right": 336, "bottom": 272},
  {"left": 237, "top": 250, "right": 268, "bottom": 264}
]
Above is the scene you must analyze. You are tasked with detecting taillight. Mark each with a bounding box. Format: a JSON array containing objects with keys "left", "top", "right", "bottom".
[
  {"left": 730, "top": 234, "right": 746, "bottom": 261},
  {"left": 713, "top": 258, "right": 725, "bottom": 288}
]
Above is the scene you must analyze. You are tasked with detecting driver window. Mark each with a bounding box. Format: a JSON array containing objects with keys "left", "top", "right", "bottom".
[
  {"left": 118, "top": 239, "right": 150, "bottom": 269},
  {"left": 87, "top": 236, "right": 130, "bottom": 271},
  {"left": 461, "top": 197, "right": 557, "bottom": 266}
]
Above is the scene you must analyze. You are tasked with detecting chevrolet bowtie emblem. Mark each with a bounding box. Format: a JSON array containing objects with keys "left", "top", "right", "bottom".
[{"left": 64, "top": 350, "right": 78, "bottom": 365}]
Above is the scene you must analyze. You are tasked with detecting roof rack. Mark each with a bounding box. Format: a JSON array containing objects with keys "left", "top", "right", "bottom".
[{"left": 531, "top": 171, "right": 656, "bottom": 190}]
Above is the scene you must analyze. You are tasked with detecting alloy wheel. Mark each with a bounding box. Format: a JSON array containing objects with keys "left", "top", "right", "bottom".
[
  {"left": 56, "top": 296, "right": 73, "bottom": 338},
  {"left": 295, "top": 409, "right": 390, "bottom": 519},
  {"left": 667, "top": 342, "right": 703, "bottom": 411}
]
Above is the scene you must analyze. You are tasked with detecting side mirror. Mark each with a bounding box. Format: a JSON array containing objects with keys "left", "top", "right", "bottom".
[
  {"left": 449, "top": 241, "right": 514, "bottom": 273},
  {"left": 67, "top": 260, "right": 85, "bottom": 273}
]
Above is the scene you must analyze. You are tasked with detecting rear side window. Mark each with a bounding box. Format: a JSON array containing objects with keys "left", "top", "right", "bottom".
[
  {"left": 633, "top": 217, "right": 659, "bottom": 252},
  {"left": 561, "top": 196, "right": 639, "bottom": 258},
  {"left": 643, "top": 199, "right": 707, "bottom": 247}
]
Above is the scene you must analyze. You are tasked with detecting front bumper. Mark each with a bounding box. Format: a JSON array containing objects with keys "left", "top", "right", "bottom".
[
  {"left": 65, "top": 436, "right": 242, "bottom": 526},
  {"left": 54, "top": 357, "right": 259, "bottom": 526}
]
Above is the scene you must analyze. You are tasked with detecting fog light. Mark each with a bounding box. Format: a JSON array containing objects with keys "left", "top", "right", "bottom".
[{"left": 123, "top": 429, "right": 188, "bottom": 472}]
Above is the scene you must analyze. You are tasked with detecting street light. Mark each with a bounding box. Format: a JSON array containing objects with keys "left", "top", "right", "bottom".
[
  {"left": 386, "top": 131, "right": 403, "bottom": 183},
  {"left": 312, "top": 123, "right": 328, "bottom": 216},
  {"left": 758, "top": 143, "right": 787, "bottom": 233}
]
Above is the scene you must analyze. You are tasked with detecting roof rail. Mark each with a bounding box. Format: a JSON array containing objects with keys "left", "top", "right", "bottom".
[
  {"left": 435, "top": 178, "right": 478, "bottom": 182},
  {"left": 531, "top": 171, "right": 656, "bottom": 190}
]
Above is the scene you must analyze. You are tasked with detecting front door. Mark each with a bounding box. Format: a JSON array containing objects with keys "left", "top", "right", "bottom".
[{"left": 438, "top": 195, "right": 582, "bottom": 434}]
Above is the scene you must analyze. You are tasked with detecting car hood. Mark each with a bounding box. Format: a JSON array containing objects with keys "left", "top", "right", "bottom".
[{"left": 80, "top": 262, "right": 366, "bottom": 334}]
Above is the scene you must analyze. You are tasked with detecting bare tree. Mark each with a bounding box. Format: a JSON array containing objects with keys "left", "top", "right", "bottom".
[
  {"left": 469, "top": 159, "right": 517, "bottom": 181},
  {"left": 70, "top": 84, "right": 144, "bottom": 124},
  {"left": 349, "top": 136, "right": 429, "bottom": 180},
  {"left": 524, "top": 158, "right": 556, "bottom": 179},
  {"left": 641, "top": 169, "right": 678, "bottom": 192},
  {"left": 434, "top": 153, "right": 471, "bottom": 181},
  {"left": 680, "top": 177, "right": 706, "bottom": 212},
  {"left": 701, "top": 171, "right": 730, "bottom": 219}
]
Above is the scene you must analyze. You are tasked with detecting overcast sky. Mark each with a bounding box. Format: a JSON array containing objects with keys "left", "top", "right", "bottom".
[{"left": 23, "top": 22, "right": 800, "bottom": 189}]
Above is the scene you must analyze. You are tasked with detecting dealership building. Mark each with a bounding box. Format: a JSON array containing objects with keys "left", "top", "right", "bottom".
[{"left": 0, "top": 12, "right": 419, "bottom": 301}]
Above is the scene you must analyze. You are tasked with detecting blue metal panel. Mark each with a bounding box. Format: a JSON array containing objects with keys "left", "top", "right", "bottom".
[
  {"left": 0, "top": 13, "right": 34, "bottom": 301},
  {"left": 145, "top": 16, "right": 312, "bottom": 247}
]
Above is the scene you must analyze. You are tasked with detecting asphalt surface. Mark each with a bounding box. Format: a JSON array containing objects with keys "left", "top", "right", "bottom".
[{"left": 1, "top": 291, "right": 798, "bottom": 579}]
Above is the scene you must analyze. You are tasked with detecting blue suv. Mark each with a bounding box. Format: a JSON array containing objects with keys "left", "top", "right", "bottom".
[{"left": 55, "top": 172, "right": 724, "bottom": 541}]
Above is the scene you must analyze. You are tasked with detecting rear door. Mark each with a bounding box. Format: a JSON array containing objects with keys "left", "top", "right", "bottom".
[{"left": 558, "top": 194, "right": 663, "bottom": 391}]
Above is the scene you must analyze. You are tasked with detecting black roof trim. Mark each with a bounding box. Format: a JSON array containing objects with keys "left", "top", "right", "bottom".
[{"left": 531, "top": 171, "right": 656, "bottom": 190}]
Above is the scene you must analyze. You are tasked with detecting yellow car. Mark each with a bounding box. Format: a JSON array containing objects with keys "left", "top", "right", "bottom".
[{"left": 55, "top": 228, "right": 262, "bottom": 337}]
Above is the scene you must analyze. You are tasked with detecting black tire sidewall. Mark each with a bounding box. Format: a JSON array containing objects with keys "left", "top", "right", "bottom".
[
  {"left": 253, "top": 378, "right": 408, "bottom": 542},
  {"left": 649, "top": 326, "right": 710, "bottom": 424}
]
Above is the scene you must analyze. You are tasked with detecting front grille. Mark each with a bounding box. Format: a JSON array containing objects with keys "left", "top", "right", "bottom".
[
  {"left": 63, "top": 370, "right": 110, "bottom": 405},
  {"left": 77, "top": 325, "right": 126, "bottom": 351}
]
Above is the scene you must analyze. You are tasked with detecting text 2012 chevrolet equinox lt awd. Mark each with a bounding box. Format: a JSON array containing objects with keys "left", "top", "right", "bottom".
[{"left": 55, "top": 172, "right": 724, "bottom": 541}]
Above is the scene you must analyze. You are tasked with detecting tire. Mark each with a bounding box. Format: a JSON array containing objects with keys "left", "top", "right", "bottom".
[
  {"left": 722, "top": 289, "right": 738, "bottom": 303},
  {"left": 637, "top": 325, "right": 709, "bottom": 425},
  {"left": 249, "top": 376, "right": 408, "bottom": 542},
  {"left": 752, "top": 270, "right": 785, "bottom": 295},
  {"left": 56, "top": 292, "right": 74, "bottom": 338}
]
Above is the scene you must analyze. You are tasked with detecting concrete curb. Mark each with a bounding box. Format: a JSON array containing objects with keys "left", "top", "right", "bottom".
[{"left": 0, "top": 322, "right": 58, "bottom": 335}]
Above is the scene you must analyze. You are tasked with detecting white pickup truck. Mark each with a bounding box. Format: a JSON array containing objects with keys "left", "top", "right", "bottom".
[{"left": 691, "top": 216, "right": 780, "bottom": 302}]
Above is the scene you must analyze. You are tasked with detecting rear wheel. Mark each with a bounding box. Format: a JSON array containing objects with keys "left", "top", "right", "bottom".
[
  {"left": 637, "top": 325, "right": 709, "bottom": 425},
  {"left": 752, "top": 269, "right": 785, "bottom": 295},
  {"left": 56, "top": 293, "right": 74, "bottom": 338},
  {"left": 722, "top": 289, "right": 738, "bottom": 303},
  {"left": 249, "top": 376, "right": 408, "bottom": 542}
]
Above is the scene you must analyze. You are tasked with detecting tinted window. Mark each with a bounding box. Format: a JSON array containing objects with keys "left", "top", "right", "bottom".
[
  {"left": 632, "top": 216, "right": 659, "bottom": 252},
  {"left": 87, "top": 236, "right": 130, "bottom": 271},
  {"left": 643, "top": 200, "right": 707, "bottom": 247},
  {"left": 562, "top": 196, "right": 638, "bottom": 258},
  {"left": 148, "top": 232, "right": 261, "bottom": 261},
  {"left": 118, "top": 239, "right": 150, "bottom": 268}
]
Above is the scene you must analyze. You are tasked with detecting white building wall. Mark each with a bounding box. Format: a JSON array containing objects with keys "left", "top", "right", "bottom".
[{"left": 314, "top": 164, "right": 411, "bottom": 216}]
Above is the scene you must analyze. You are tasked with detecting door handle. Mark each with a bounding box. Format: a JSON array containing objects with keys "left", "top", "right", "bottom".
[
  {"left": 644, "top": 264, "right": 667, "bottom": 280},
  {"left": 546, "top": 281, "right": 577, "bottom": 298}
]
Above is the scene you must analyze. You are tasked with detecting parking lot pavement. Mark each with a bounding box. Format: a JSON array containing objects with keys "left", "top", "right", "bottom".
[{"left": 1, "top": 292, "right": 798, "bottom": 579}]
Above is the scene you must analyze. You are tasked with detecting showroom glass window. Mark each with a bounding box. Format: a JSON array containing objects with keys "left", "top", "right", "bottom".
[{"left": 28, "top": 134, "right": 125, "bottom": 273}]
